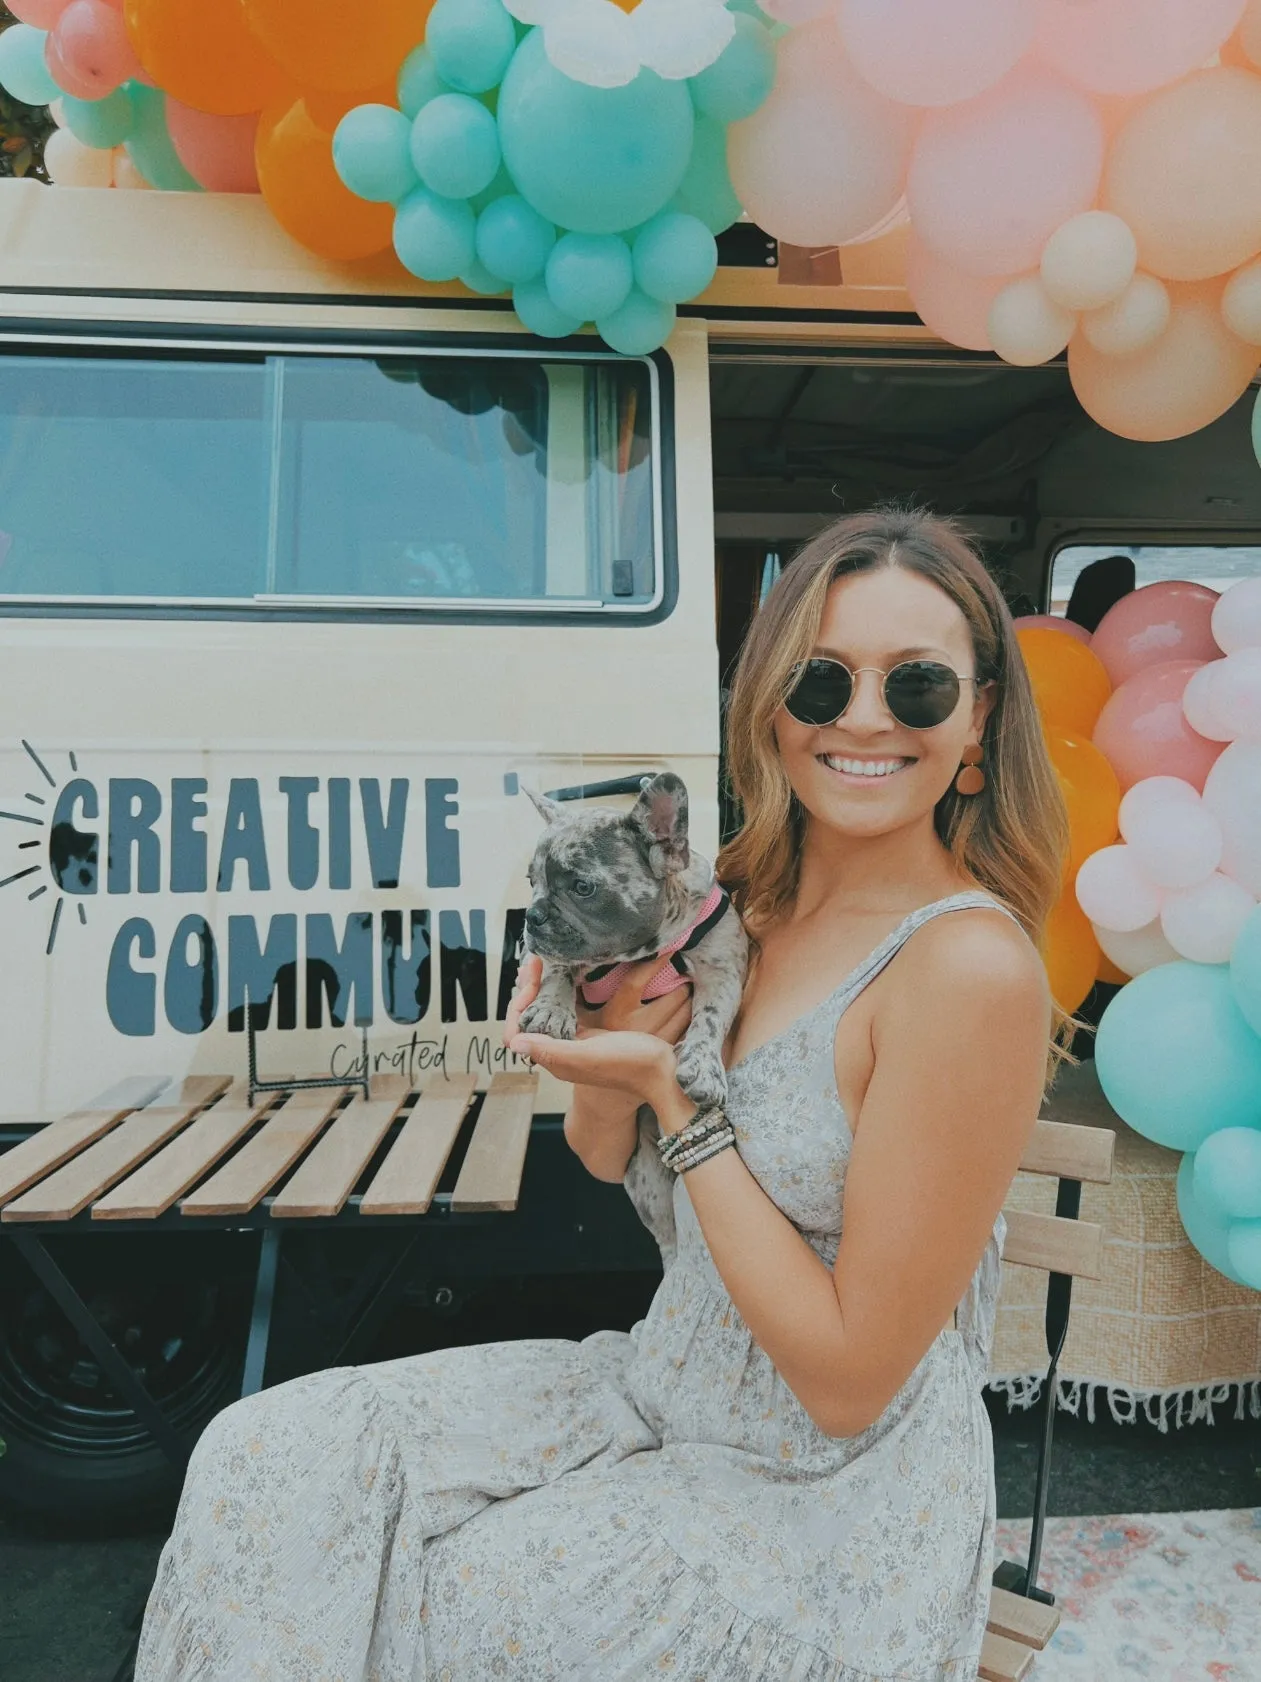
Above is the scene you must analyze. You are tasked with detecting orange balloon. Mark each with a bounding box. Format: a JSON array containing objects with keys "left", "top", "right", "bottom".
[
  {"left": 255, "top": 97, "right": 393, "bottom": 262},
  {"left": 1042, "top": 892, "right": 1100, "bottom": 1014},
  {"left": 1018, "top": 627, "right": 1113, "bottom": 736},
  {"left": 1044, "top": 727, "right": 1121, "bottom": 877},
  {"left": 1097, "top": 952, "right": 1129, "bottom": 986},
  {"left": 243, "top": 0, "right": 434, "bottom": 93},
  {"left": 124, "top": 0, "right": 290, "bottom": 117}
]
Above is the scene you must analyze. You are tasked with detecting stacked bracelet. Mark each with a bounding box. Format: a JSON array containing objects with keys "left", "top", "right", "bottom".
[{"left": 655, "top": 1106, "right": 738, "bottom": 1175}]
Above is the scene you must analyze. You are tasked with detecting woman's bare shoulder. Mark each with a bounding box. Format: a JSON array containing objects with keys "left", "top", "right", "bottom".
[{"left": 890, "top": 899, "right": 1048, "bottom": 1018}]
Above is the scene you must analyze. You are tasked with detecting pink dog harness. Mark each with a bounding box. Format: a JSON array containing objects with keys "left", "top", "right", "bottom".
[{"left": 578, "top": 881, "right": 729, "bottom": 1009}]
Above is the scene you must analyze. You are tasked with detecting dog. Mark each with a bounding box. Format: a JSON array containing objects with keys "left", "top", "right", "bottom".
[{"left": 517, "top": 773, "right": 748, "bottom": 1112}]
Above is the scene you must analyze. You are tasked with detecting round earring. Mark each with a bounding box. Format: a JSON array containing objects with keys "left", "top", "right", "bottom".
[{"left": 955, "top": 742, "right": 985, "bottom": 796}]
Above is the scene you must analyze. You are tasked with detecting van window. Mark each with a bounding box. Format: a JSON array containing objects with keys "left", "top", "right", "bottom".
[
  {"left": 1050, "top": 543, "right": 1261, "bottom": 614},
  {"left": 0, "top": 348, "right": 659, "bottom": 616}
]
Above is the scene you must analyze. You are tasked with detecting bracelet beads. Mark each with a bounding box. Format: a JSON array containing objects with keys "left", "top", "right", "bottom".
[{"left": 655, "top": 1105, "right": 737, "bottom": 1175}]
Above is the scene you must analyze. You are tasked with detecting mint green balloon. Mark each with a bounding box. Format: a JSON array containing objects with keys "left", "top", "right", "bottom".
[
  {"left": 0, "top": 24, "right": 58, "bottom": 107},
  {"left": 1229, "top": 901, "right": 1261, "bottom": 1035},
  {"left": 333, "top": 105, "right": 417, "bottom": 204},
  {"left": 632, "top": 211, "right": 717, "bottom": 304},
  {"left": 125, "top": 87, "right": 200, "bottom": 193},
  {"left": 476, "top": 194, "right": 555, "bottom": 284},
  {"left": 1228, "top": 1218, "right": 1261, "bottom": 1288},
  {"left": 514, "top": 277, "right": 582, "bottom": 340},
  {"left": 411, "top": 93, "right": 500, "bottom": 201},
  {"left": 460, "top": 258, "right": 509, "bottom": 296},
  {"left": 671, "top": 114, "right": 741, "bottom": 235},
  {"left": 545, "top": 233, "right": 632, "bottom": 322},
  {"left": 1193, "top": 1126, "right": 1261, "bottom": 1221},
  {"left": 398, "top": 46, "right": 449, "bottom": 119},
  {"left": 498, "top": 30, "right": 694, "bottom": 235},
  {"left": 597, "top": 288, "right": 675, "bottom": 356},
  {"left": 1096, "top": 961, "right": 1261, "bottom": 1151},
  {"left": 394, "top": 187, "right": 476, "bottom": 283},
  {"left": 426, "top": 0, "right": 516, "bottom": 96},
  {"left": 61, "top": 86, "right": 134, "bottom": 150},
  {"left": 470, "top": 161, "right": 513, "bottom": 214},
  {"left": 1176, "top": 1155, "right": 1249, "bottom": 1285},
  {"left": 689, "top": 15, "right": 775, "bottom": 124}
]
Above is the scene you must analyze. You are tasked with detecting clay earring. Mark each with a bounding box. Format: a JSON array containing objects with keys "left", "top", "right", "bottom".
[{"left": 955, "top": 742, "right": 985, "bottom": 796}]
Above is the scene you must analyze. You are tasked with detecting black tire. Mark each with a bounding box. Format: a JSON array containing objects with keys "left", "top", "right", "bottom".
[{"left": 0, "top": 1237, "right": 244, "bottom": 1534}]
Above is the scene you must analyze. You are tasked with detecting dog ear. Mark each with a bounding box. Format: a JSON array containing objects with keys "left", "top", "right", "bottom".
[
  {"left": 629, "top": 773, "right": 689, "bottom": 875},
  {"left": 521, "top": 785, "right": 562, "bottom": 824}
]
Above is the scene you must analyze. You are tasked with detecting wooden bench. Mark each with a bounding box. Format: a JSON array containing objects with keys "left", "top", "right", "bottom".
[{"left": 978, "top": 1111, "right": 1116, "bottom": 1680}]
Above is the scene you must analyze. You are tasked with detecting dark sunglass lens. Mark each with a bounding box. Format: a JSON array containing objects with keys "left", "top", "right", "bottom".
[
  {"left": 884, "top": 662, "right": 961, "bottom": 728},
  {"left": 786, "top": 659, "right": 853, "bottom": 725}
]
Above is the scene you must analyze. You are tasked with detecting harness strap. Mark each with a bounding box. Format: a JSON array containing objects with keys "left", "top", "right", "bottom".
[{"left": 579, "top": 882, "right": 729, "bottom": 1009}]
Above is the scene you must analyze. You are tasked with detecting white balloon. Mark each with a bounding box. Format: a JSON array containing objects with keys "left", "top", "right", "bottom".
[
  {"left": 1212, "top": 575, "right": 1261, "bottom": 654},
  {"left": 1161, "top": 872, "right": 1256, "bottom": 963},
  {"left": 44, "top": 129, "right": 114, "bottom": 190},
  {"left": 1182, "top": 659, "right": 1235, "bottom": 742},
  {"left": 1222, "top": 256, "right": 1261, "bottom": 344},
  {"left": 1075, "top": 843, "right": 1163, "bottom": 932},
  {"left": 1124, "top": 791, "right": 1222, "bottom": 888},
  {"left": 1202, "top": 740, "right": 1261, "bottom": 895},
  {"left": 1210, "top": 647, "right": 1261, "bottom": 743},
  {"left": 1080, "top": 271, "right": 1170, "bottom": 356},
  {"left": 111, "top": 151, "right": 153, "bottom": 190},
  {"left": 1041, "top": 210, "right": 1137, "bottom": 311},
  {"left": 1092, "top": 916, "right": 1178, "bottom": 976},
  {"left": 1118, "top": 775, "right": 1201, "bottom": 838},
  {"left": 988, "top": 276, "right": 1076, "bottom": 366}
]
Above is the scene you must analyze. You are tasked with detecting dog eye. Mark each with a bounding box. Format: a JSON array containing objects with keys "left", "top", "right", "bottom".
[{"left": 572, "top": 877, "right": 597, "bottom": 899}]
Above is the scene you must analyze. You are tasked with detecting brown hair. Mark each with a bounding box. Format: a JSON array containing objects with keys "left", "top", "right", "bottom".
[{"left": 717, "top": 507, "right": 1074, "bottom": 1060}]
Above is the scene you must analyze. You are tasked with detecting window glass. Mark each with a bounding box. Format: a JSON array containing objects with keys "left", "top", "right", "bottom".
[
  {"left": 0, "top": 349, "right": 657, "bottom": 611},
  {"left": 1050, "top": 544, "right": 1261, "bottom": 614}
]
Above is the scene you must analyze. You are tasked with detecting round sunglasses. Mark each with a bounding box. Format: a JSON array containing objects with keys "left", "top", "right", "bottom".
[{"left": 784, "top": 657, "right": 981, "bottom": 731}]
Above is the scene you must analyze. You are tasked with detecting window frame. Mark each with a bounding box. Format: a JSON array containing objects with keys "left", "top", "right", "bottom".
[
  {"left": 0, "top": 325, "right": 677, "bottom": 627},
  {"left": 1043, "top": 528, "right": 1261, "bottom": 613}
]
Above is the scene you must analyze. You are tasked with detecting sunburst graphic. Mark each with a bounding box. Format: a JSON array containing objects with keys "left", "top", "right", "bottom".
[{"left": 0, "top": 741, "right": 92, "bottom": 955}]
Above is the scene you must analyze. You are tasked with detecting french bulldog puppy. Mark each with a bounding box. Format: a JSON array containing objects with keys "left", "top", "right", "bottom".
[{"left": 518, "top": 773, "right": 748, "bottom": 1111}]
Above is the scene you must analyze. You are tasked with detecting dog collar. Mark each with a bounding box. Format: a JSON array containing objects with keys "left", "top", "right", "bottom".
[{"left": 578, "top": 881, "right": 729, "bottom": 1010}]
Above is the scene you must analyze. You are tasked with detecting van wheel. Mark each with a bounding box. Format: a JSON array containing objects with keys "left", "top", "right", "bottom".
[{"left": 0, "top": 1250, "right": 242, "bottom": 1533}]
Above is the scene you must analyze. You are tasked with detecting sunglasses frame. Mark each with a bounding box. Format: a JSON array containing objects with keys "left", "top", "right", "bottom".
[{"left": 783, "top": 657, "right": 983, "bottom": 731}]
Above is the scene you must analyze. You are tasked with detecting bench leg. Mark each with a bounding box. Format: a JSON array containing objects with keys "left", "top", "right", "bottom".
[{"left": 240, "top": 1228, "right": 281, "bottom": 1397}]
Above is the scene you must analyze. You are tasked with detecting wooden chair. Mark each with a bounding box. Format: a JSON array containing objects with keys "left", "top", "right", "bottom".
[{"left": 977, "top": 1110, "right": 1116, "bottom": 1681}]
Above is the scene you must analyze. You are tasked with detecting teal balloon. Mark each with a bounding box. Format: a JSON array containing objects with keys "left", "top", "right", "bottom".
[
  {"left": 460, "top": 258, "right": 509, "bottom": 296},
  {"left": 1229, "top": 902, "right": 1261, "bottom": 1035},
  {"left": 632, "top": 211, "right": 717, "bottom": 304},
  {"left": 514, "top": 277, "right": 583, "bottom": 340},
  {"left": 393, "top": 187, "right": 477, "bottom": 283},
  {"left": 333, "top": 104, "right": 417, "bottom": 204},
  {"left": 1228, "top": 1218, "right": 1261, "bottom": 1288},
  {"left": 426, "top": 0, "right": 516, "bottom": 96},
  {"left": 670, "top": 114, "right": 741, "bottom": 235},
  {"left": 124, "top": 87, "right": 200, "bottom": 193},
  {"left": 1095, "top": 961, "right": 1261, "bottom": 1151},
  {"left": 498, "top": 30, "right": 694, "bottom": 235},
  {"left": 0, "top": 24, "right": 58, "bottom": 107},
  {"left": 597, "top": 288, "right": 676, "bottom": 356},
  {"left": 545, "top": 233, "right": 632, "bottom": 322},
  {"left": 1193, "top": 1126, "right": 1261, "bottom": 1221},
  {"left": 689, "top": 15, "right": 775, "bottom": 123},
  {"left": 470, "top": 160, "right": 513, "bottom": 214},
  {"left": 1176, "top": 1155, "right": 1249, "bottom": 1285},
  {"left": 398, "top": 46, "right": 449, "bottom": 119},
  {"left": 61, "top": 86, "right": 134, "bottom": 150},
  {"left": 476, "top": 193, "right": 555, "bottom": 284},
  {"left": 410, "top": 93, "right": 500, "bottom": 201}
]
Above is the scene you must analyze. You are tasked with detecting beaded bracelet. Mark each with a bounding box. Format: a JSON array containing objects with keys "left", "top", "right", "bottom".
[
  {"left": 656, "top": 1106, "right": 737, "bottom": 1174},
  {"left": 668, "top": 1127, "right": 736, "bottom": 1174}
]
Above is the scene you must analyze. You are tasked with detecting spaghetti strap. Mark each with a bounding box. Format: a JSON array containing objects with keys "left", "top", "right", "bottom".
[{"left": 831, "top": 888, "right": 1023, "bottom": 1019}]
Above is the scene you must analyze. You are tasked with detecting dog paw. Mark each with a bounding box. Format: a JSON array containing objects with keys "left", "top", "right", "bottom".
[
  {"left": 675, "top": 1045, "right": 727, "bottom": 1111},
  {"left": 518, "top": 999, "right": 578, "bottom": 1041}
]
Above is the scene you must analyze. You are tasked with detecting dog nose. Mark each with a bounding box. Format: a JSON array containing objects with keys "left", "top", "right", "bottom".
[{"left": 525, "top": 902, "right": 549, "bottom": 928}]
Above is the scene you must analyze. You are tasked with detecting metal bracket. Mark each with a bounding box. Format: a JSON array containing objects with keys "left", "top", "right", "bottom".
[{"left": 247, "top": 1014, "right": 370, "bottom": 1105}]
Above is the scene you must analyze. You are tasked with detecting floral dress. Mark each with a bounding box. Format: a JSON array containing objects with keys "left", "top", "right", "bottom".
[{"left": 136, "top": 890, "right": 1013, "bottom": 1682}]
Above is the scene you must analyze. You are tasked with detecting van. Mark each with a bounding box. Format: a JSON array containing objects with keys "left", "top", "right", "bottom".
[{"left": 0, "top": 182, "right": 1255, "bottom": 1524}]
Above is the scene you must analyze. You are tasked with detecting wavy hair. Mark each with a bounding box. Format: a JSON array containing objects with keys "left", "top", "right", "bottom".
[{"left": 717, "top": 507, "right": 1074, "bottom": 1063}]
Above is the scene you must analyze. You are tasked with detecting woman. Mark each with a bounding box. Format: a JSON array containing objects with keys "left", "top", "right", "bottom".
[{"left": 137, "top": 508, "right": 1067, "bottom": 1681}]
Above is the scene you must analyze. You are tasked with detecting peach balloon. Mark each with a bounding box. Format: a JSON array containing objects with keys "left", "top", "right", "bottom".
[
  {"left": 9, "top": 0, "right": 71, "bottom": 24},
  {"left": 255, "top": 96, "right": 392, "bottom": 260},
  {"left": 907, "top": 64, "right": 1104, "bottom": 278},
  {"left": 1068, "top": 282, "right": 1259, "bottom": 443},
  {"left": 904, "top": 233, "right": 1004, "bottom": 351},
  {"left": 167, "top": 101, "right": 259, "bottom": 194},
  {"left": 1040, "top": 211, "right": 1136, "bottom": 312},
  {"left": 1018, "top": 627, "right": 1113, "bottom": 736},
  {"left": 1092, "top": 660, "right": 1223, "bottom": 792},
  {"left": 1013, "top": 614, "right": 1093, "bottom": 644},
  {"left": 728, "top": 20, "right": 917, "bottom": 248},
  {"left": 47, "top": 0, "right": 139, "bottom": 98},
  {"left": 1043, "top": 891, "right": 1100, "bottom": 1014},
  {"left": 1092, "top": 580, "right": 1222, "bottom": 687},
  {"left": 838, "top": 0, "right": 1037, "bottom": 109},
  {"left": 1222, "top": 258, "right": 1261, "bottom": 345},
  {"left": 123, "top": 0, "right": 291, "bottom": 118},
  {"left": 1104, "top": 69, "right": 1261, "bottom": 283},
  {"left": 988, "top": 276, "right": 1076, "bottom": 366},
  {"left": 1036, "top": 0, "right": 1246, "bottom": 97},
  {"left": 1240, "top": 0, "right": 1261, "bottom": 67},
  {"left": 1080, "top": 272, "right": 1170, "bottom": 356}
]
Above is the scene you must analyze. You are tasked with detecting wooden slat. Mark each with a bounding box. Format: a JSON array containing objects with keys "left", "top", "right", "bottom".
[
  {"left": 91, "top": 1087, "right": 272, "bottom": 1220},
  {"left": 978, "top": 1628, "right": 1035, "bottom": 1682},
  {"left": 1020, "top": 1118, "right": 1115, "bottom": 1184},
  {"left": 0, "top": 1075, "right": 170, "bottom": 1205},
  {"left": 1002, "top": 1208, "right": 1104, "bottom": 1279},
  {"left": 986, "top": 1586, "right": 1060, "bottom": 1651},
  {"left": 179, "top": 1088, "right": 345, "bottom": 1216},
  {"left": 271, "top": 1077, "right": 411, "bottom": 1219},
  {"left": 359, "top": 1076, "right": 476, "bottom": 1216},
  {"left": 1, "top": 1077, "right": 230, "bottom": 1223},
  {"left": 450, "top": 1072, "right": 537, "bottom": 1213}
]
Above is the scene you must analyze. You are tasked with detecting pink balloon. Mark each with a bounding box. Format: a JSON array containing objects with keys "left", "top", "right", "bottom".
[
  {"left": 905, "top": 234, "right": 1006, "bottom": 351},
  {"left": 907, "top": 64, "right": 1104, "bottom": 278},
  {"left": 839, "top": 0, "right": 1037, "bottom": 108},
  {"left": 46, "top": 0, "right": 139, "bottom": 99},
  {"left": 8, "top": 0, "right": 71, "bottom": 25},
  {"left": 1036, "top": 0, "right": 1247, "bottom": 98},
  {"left": 1091, "top": 580, "right": 1221, "bottom": 687},
  {"left": 166, "top": 101, "right": 260, "bottom": 194},
  {"left": 1093, "top": 660, "right": 1223, "bottom": 792},
  {"left": 1012, "top": 613, "right": 1094, "bottom": 644}
]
